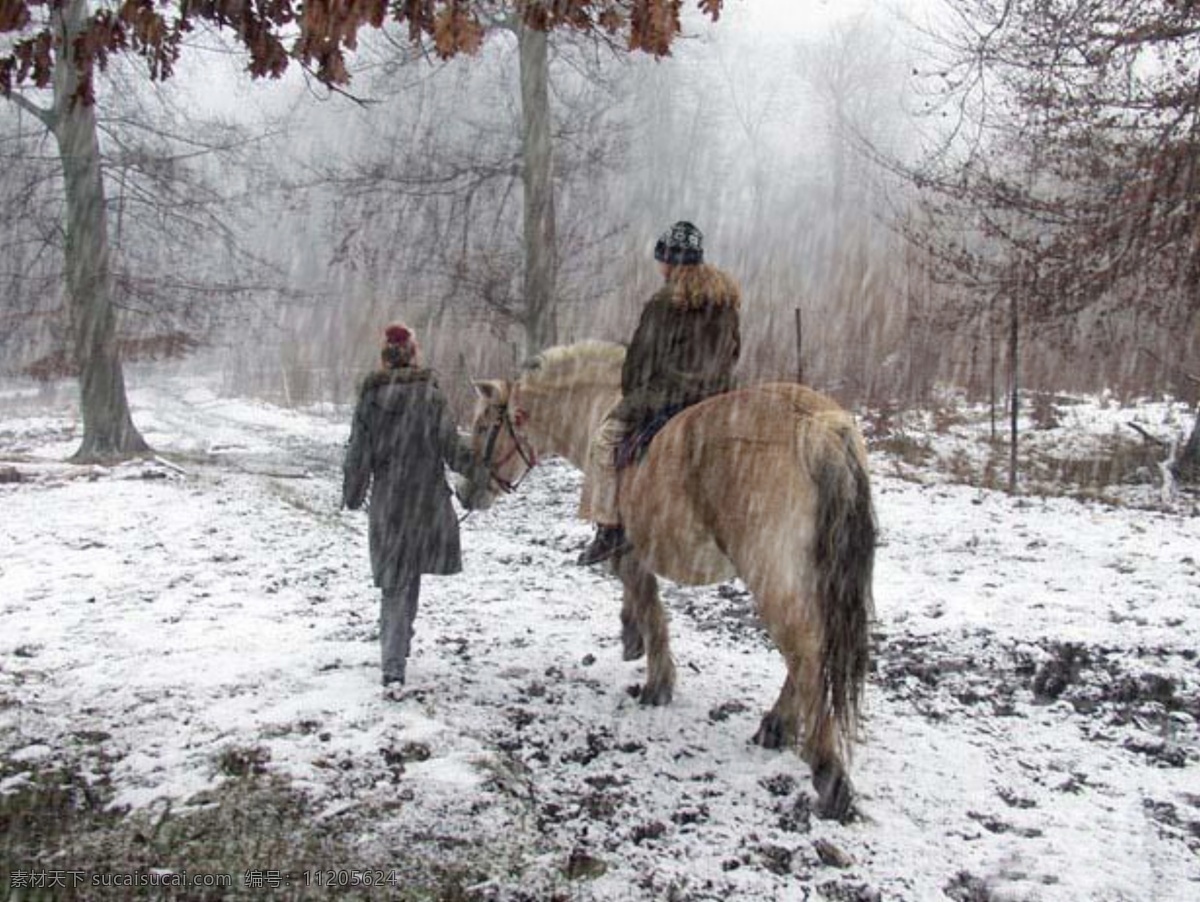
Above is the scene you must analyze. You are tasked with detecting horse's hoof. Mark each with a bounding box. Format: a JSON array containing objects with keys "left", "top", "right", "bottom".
[
  {"left": 752, "top": 712, "right": 788, "bottom": 750},
  {"left": 621, "top": 628, "right": 645, "bottom": 661},
  {"left": 639, "top": 683, "right": 673, "bottom": 706},
  {"left": 813, "top": 761, "right": 854, "bottom": 822}
]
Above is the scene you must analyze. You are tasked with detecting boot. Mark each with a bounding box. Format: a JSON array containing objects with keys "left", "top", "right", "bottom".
[
  {"left": 382, "top": 677, "right": 406, "bottom": 702},
  {"left": 577, "top": 524, "right": 630, "bottom": 565}
]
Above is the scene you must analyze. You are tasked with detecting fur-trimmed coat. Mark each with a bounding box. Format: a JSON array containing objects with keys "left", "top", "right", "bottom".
[
  {"left": 616, "top": 263, "right": 742, "bottom": 428},
  {"left": 342, "top": 366, "right": 475, "bottom": 588}
]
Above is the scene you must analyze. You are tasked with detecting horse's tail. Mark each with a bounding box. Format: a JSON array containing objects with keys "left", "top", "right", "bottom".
[{"left": 808, "top": 413, "right": 876, "bottom": 756}]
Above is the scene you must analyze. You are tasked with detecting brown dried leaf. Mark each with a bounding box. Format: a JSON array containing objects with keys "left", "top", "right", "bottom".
[
  {"left": 629, "top": 0, "right": 681, "bottom": 57},
  {"left": 0, "top": 0, "right": 31, "bottom": 32},
  {"left": 597, "top": 8, "right": 624, "bottom": 34},
  {"left": 432, "top": 5, "right": 483, "bottom": 59}
]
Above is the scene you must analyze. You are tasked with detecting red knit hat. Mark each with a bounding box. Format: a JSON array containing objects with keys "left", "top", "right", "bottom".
[
  {"left": 381, "top": 322, "right": 419, "bottom": 368},
  {"left": 384, "top": 324, "right": 411, "bottom": 345}
]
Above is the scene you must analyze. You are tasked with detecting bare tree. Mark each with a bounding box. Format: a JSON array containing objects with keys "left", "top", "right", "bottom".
[
  {"left": 879, "top": 0, "right": 1200, "bottom": 483},
  {"left": 897, "top": 0, "right": 1199, "bottom": 347},
  {"left": 518, "top": 19, "right": 557, "bottom": 354},
  {"left": 2, "top": 1, "right": 729, "bottom": 437},
  {"left": 5, "top": 0, "right": 150, "bottom": 458},
  {"left": 1, "top": 13, "right": 294, "bottom": 459},
  {"left": 294, "top": 16, "right": 628, "bottom": 368}
]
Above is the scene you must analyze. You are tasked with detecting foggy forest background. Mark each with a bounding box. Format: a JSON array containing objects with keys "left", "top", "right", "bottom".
[{"left": 2, "top": 0, "right": 1198, "bottom": 438}]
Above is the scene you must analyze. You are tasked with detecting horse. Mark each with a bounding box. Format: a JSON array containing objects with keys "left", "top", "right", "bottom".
[{"left": 457, "top": 340, "right": 876, "bottom": 820}]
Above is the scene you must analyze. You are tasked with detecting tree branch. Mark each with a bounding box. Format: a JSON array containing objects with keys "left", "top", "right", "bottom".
[
  {"left": 298, "top": 62, "right": 379, "bottom": 108},
  {"left": 1128, "top": 422, "right": 1169, "bottom": 448},
  {"left": 4, "top": 92, "right": 56, "bottom": 130}
]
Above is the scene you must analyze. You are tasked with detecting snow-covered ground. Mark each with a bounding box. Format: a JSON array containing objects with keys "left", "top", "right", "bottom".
[{"left": 1, "top": 367, "right": 1197, "bottom": 900}]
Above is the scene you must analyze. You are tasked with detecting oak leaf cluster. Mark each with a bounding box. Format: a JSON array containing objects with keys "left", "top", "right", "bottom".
[{"left": 1, "top": 0, "right": 724, "bottom": 102}]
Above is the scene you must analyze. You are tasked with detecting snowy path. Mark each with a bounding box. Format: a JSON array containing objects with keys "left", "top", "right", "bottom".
[{"left": 1, "top": 373, "right": 1198, "bottom": 900}]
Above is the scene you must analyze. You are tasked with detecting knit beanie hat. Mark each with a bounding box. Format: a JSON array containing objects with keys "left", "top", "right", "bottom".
[
  {"left": 381, "top": 322, "right": 420, "bottom": 369},
  {"left": 654, "top": 221, "right": 704, "bottom": 266}
]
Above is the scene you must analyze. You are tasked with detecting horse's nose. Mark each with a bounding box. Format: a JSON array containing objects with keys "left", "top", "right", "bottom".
[
  {"left": 454, "top": 475, "right": 473, "bottom": 508},
  {"left": 455, "top": 474, "right": 492, "bottom": 511}
]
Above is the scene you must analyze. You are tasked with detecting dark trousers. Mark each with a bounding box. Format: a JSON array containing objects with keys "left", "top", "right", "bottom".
[{"left": 380, "top": 574, "right": 421, "bottom": 685}]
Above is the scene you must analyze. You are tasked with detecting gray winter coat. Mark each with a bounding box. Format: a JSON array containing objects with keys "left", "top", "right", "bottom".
[{"left": 342, "top": 367, "right": 476, "bottom": 588}]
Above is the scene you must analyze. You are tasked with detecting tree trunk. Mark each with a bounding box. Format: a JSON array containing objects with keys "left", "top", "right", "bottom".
[
  {"left": 1008, "top": 283, "right": 1019, "bottom": 495},
  {"left": 1174, "top": 407, "right": 1200, "bottom": 484},
  {"left": 518, "top": 23, "right": 557, "bottom": 357},
  {"left": 53, "top": 0, "right": 149, "bottom": 461}
]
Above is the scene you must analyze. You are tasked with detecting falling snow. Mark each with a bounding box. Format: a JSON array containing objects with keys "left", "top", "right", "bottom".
[{"left": 1, "top": 365, "right": 1198, "bottom": 900}]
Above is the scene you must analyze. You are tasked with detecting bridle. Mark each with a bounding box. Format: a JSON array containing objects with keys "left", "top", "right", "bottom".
[{"left": 479, "top": 400, "right": 538, "bottom": 495}]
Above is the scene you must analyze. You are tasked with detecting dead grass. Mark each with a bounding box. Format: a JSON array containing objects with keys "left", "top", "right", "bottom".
[
  {"left": 1028, "top": 444, "right": 1161, "bottom": 490},
  {"left": 0, "top": 748, "right": 528, "bottom": 901},
  {"left": 872, "top": 434, "right": 936, "bottom": 468},
  {"left": 868, "top": 394, "right": 1188, "bottom": 508}
]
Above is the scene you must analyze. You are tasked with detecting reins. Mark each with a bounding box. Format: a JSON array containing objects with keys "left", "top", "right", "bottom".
[
  {"left": 484, "top": 402, "right": 538, "bottom": 493},
  {"left": 458, "top": 399, "right": 538, "bottom": 524}
]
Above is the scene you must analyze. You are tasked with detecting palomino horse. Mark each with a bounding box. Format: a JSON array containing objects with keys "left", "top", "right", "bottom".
[{"left": 458, "top": 340, "right": 876, "bottom": 820}]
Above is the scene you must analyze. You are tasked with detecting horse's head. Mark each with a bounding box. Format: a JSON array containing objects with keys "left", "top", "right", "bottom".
[{"left": 455, "top": 378, "right": 538, "bottom": 511}]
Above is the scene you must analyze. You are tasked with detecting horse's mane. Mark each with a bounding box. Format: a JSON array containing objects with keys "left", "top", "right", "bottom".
[{"left": 521, "top": 340, "right": 625, "bottom": 392}]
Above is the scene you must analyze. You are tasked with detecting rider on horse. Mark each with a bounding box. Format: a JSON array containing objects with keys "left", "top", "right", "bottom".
[{"left": 578, "top": 221, "right": 742, "bottom": 565}]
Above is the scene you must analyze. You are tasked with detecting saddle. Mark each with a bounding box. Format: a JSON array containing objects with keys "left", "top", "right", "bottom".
[{"left": 615, "top": 404, "right": 686, "bottom": 471}]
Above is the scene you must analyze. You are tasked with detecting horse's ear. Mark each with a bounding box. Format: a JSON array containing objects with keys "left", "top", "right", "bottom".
[{"left": 473, "top": 380, "right": 507, "bottom": 402}]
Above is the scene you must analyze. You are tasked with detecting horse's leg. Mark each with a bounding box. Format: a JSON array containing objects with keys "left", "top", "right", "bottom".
[
  {"left": 752, "top": 666, "right": 801, "bottom": 750},
  {"left": 798, "top": 644, "right": 854, "bottom": 822},
  {"left": 614, "top": 557, "right": 645, "bottom": 661},
  {"left": 753, "top": 587, "right": 853, "bottom": 822},
  {"left": 614, "top": 551, "right": 674, "bottom": 705}
]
